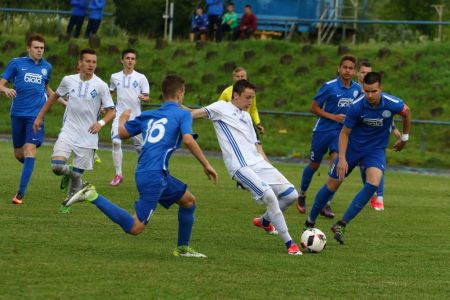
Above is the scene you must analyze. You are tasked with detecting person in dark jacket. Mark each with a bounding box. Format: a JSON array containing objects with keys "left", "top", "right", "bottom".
[
  {"left": 66, "top": 0, "right": 89, "bottom": 38},
  {"left": 84, "top": 0, "right": 106, "bottom": 38}
]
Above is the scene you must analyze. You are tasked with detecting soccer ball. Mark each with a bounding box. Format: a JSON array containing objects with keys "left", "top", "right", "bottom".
[{"left": 300, "top": 228, "right": 327, "bottom": 253}]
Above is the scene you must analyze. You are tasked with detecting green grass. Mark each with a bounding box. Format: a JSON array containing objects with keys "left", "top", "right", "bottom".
[{"left": 0, "top": 141, "right": 449, "bottom": 299}]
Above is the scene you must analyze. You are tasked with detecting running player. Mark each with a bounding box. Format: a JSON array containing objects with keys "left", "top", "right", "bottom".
[
  {"left": 0, "top": 33, "right": 52, "bottom": 204},
  {"left": 62, "top": 75, "right": 218, "bottom": 258},
  {"left": 191, "top": 79, "right": 302, "bottom": 255},
  {"left": 33, "top": 49, "right": 115, "bottom": 211},
  {"left": 109, "top": 48, "right": 150, "bottom": 186},
  {"left": 304, "top": 72, "right": 411, "bottom": 244},
  {"left": 297, "top": 55, "right": 362, "bottom": 217}
]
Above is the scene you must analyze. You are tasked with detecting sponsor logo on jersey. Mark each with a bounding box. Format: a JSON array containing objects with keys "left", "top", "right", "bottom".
[
  {"left": 90, "top": 89, "right": 97, "bottom": 98},
  {"left": 41, "top": 68, "right": 47, "bottom": 76},
  {"left": 363, "top": 118, "right": 384, "bottom": 127},
  {"left": 337, "top": 98, "right": 353, "bottom": 107},
  {"left": 24, "top": 73, "right": 42, "bottom": 84},
  {"left": 382, "top": 110, "right": 392, "bottom": 118}
]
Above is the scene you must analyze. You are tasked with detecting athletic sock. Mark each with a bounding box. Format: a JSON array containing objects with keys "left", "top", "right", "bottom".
[
  {"left": 376, "top": 176, "right": 385, "bottom": 197},
  {"left": 112, "top": 143, "right": 123, "bottom": 175},
  {"left": 18, "top": 157, "right": 35, "bottom": 196},
  {"left": 343, "top": 183, "right": 378, "bottom": 223},
  {"left": 261, "top": 217, "right": 271, "bottom": 227},
  {"left": 177, "top": 204, "right": 196, "bottom": 246},
  {"left": 285, "top": 240, "right": 293, "bottom": 248},
  {"left": 300, "top": 165, "right": 316, "bottom": 193},
  {"left": 309, "top": 184, "right": 335, "bottom": 222},
  {"left": 69, "top": 167, "right": 84, "bottom": 194},
  {"left": 92, "top": 195, "right": 134, "bottom": 233}
]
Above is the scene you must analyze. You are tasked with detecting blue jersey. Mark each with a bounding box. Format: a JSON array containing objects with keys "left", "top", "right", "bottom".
[
  {"left": 313, "top": 77, "right": 361, "bottom": 132},
  {"left": 1, "top": 56, "right": 52, "bottom": 117},
  {"left": 345, "top": 92, "right": 405, "bottom": 152},
  {"left": 124, "top": 101, "right": 193, "bottom": 172}
]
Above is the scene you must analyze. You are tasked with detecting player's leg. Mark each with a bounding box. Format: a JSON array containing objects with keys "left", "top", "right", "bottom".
[
  {"left": 373, "top": 175, "right": 385, "bottom": 211},
  {"left": 111, "top": 120, "right": 123, "bottom": 186},
  {"left": 234, "top": 167, "right": 301, "bottom": 255},
  {"left": 319, "top": 151, "right": 338, "bottom": 219}
]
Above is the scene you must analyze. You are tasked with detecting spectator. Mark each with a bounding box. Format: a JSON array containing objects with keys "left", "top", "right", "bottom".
[
  {"left": 190, "top": 6, "right": 209, "bottom": 42},
  {"left": 66, "top": 0, "right": 89, "bottom": 38},
  {"left": 235, "top": 4, "right": 257, "bottom": 40},
  {"left": 84, "top": 0, "right": 106, "bottom": 38},
  {"left": 221, "top": 2, "right": 238, "bottom": 39},
  {"left": 206, "top": 0, "right": 224, "bottom": 42}
]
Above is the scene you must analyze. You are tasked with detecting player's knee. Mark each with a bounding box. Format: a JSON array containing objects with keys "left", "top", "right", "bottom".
[
  {"left": 309, "top": 161, "right": 320, "bottom": 170},
  {"left": 51, "top": 163, "right": 66, "bottom": 175},
  {"left": 179, "top": 192, "right": 196, "bottom": 208},
  {"left": 129, "top": 221, "right": 145, "bottom": 235},
  {"left": 280, "top": 187, "right": 298, "bottom": 204}
]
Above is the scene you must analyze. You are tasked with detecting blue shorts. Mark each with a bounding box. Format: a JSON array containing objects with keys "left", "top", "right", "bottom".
[
  {"left": 309, "top": 130, "right": 339, "bottom": 163},
  {"left": 11, "top": 116, "right": 44, "bottom": 148},
  {"left": 134, "top": 171, "right": 187, "bottom": 224},
  {"left": 329, "top": 147, "right": 386, "bottom": 179}
]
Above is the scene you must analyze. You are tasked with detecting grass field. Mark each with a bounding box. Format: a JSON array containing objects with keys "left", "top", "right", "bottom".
[{"left": 0, "top": 141, "right": 449, "bottom": 299}]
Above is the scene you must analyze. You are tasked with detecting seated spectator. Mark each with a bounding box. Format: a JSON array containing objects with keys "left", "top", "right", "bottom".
[
  {"left": 235, "top": 4, "right": 257, "bottom": 40},
  {"left": 190, "top": 6, "right": 209, "bottom": 42},
  {"left": 221, "top": 3, "right": 238, "bottom": 39}
]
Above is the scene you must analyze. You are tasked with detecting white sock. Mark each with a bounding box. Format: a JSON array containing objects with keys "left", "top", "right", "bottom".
[
  {"left": 262, "top": 189, "right": 298, "bottom": 220},
  {"left": 112, "top": 141, "right": 123, "bottom": 175},
  {"left": 377, "top": 196, "right": 384, "bottom": 203},
  {"left": 261, "top": 189, "right": 292, "bottom": 244}
]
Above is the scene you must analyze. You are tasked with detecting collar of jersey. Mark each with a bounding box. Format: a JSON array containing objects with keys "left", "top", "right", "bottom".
[
  {"left": 162, "top": 101, "right": 179, "bottom": 107},
  {"left": 25, "top": 56, "right": 43, "bottom": 65},
  {"left": 336, "top": 76, "right": 355, "bottom": 90}
]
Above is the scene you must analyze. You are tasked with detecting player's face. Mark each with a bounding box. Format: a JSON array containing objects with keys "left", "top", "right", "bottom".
[
  {"left": 233, "top": 88, "right": 255, "bottom": 111},
  {"left": 363, "top": 82, "right": 382, "bottom": 105},
  {"left": 121, "top": 53, "right": 136, "bottom": 70},
  {"left": 233, "top": 70, "right": 247, "bottom": 82},
  {"left": 358, "top": 66, "right": 372, "bottom": 83},
  {"left": 27, "top": 41, "right": 45, "bottom": 61},
  {"left": 79, "top": 54, "right": 97, "bottom": 76},
  {"left": 338, "top": 60, "right": 356, "bottom": 81}
]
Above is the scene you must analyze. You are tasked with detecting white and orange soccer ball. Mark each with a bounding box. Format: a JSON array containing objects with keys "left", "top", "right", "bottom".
[{"left": 300, "top": 228, "right": 327, "bottom": 253}]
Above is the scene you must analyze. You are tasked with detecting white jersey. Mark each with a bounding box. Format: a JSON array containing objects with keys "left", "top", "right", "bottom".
[
  {"left": 56, "top": 74, "right": 114, "bottom": 149},
  {"left": 109, "top": 70, "right": 150, "bottom": 118},
  {"left": 204, "top": 100, "right": 265, "bottom": 177}
]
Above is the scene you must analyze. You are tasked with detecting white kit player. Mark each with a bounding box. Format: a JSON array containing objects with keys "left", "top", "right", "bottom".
[
  {"left": 33, "top": 49, "right": 115, "bottom": 212},
  {"left": 109, "top": 49, "right": 150, "bottom": 186},
  {"left": 191, "top": 79, "right": 302, "bottom": 255}
]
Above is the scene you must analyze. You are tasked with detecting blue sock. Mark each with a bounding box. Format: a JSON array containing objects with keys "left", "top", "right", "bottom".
[
  {"left": 261, "top": 217, "right": 271, "bottom": 227},
  {"left": 377, "top": 176, "right": 384, "bottom": 197},
  {"left": 285, "top": 240, "right": 293, "bottom": 248},
  {"left": 309, "top": 184, "right": 335, "bottom": 222},
  {"left": 300, "top": 165, "right": 317, "bottom": 192},
  {"left": 359, "top": 166, "right": 366, "bottom": 184},
  {"left": 18, "top": 157, "right": 35, "bottom": 196},
  {"left": 343, "top": 183, "right": 378, "bottom": 223},
  {"left": 177, "top": 204, "right": 196, "bottom": 246},
  {"left": 92, "top": 195, "right": 134, "bottom": 233}
]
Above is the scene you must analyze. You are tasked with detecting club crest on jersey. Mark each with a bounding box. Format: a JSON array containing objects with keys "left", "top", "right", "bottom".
[
  {"left": 353, "top": 90, "right": 359, "bottom": 98},
  {"left": 90, "top": 89, "right": 97, "bottom": 98},
  {"left": 41, "top": 68, "right": 47, "bottom": 76},
  {"left": 133, "top": 80, "right": 138, "bottom": 88},
  {"left": 382, "top": 110, "right": 392, "bottom": 118}
]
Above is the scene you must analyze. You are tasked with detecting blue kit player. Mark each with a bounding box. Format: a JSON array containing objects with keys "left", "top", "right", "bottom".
[
  {"left": 0, "top": 33, "right": 52, "bottom": 204},
  {"left": 297, "top": 55, "right": 361, "bottom": 217},
  {"left": 64, "top": 75, "right": 218, "bottom": 257},
  {"left": 304, "top": 72, "right": 411, "bottom": 244}
]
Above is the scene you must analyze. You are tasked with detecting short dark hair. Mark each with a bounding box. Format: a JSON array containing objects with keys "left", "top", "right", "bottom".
[
  {"left": 79, "top": 48, "right": 96, "bottom": 60},
  {"left": 340, "top": 54, "right": 356, "bottom": 66},
  {"left": 363, "top": 72, "right": 381, "bottom": 85},
  {"left": 26, "top": 33, "right": 45, "bottom": 47},
  {"left": 162, "top": 75, "right": 185, "bottom": 99},
  {"left": 358, "top": 60, "right": 372, "bottom": 70},
  {"left": 232, "top": 79, "right": 255, "bottom": 96},
  {"left": 228, "top": 2, "right": 234, "bottom": 7},
  {"left": 245, "top": 4, "right": 251, "bottom": 9},
  {"left": 122, "top": 48, "right": 137, "bottom": 59}
]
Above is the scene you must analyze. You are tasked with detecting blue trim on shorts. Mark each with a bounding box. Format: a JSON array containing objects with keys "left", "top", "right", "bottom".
[
  {"left": 235, "top": 170, "right": 264, "bottom": 197},
  {"left": 279, "top": 186, "right": 295, "bottom": 198}
]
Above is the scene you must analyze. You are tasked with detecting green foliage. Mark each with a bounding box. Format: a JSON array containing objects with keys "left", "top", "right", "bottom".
[{"left": 0, "top": 142, "right": 449, "bottom": 299}]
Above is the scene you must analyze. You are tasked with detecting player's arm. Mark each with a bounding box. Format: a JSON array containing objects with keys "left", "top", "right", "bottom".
[
  {"left": 118, "top": 109, "right": 131, "bottom": 139},
  {"left": 191, "top": 108, "right": 208, "bottom": 119},
  {"left": 33, "top": 91, "right": 60, "bottom": 132},
  {"left": 393, "top": 105, "right": 411, "bottom": 152},
  {"left": 89, "top": 107, "right": 115, "bottom": 134},
  {"left": 0, "top": 78, "right": 17, "bottom": 98},
  {"left": 256, "top": 143, "right": 269, "bottom": 162},
  {"left": 138, "top": 93, "right": 149, "bottom": 102},
  {"left": 183, "top": 134, "right": 218, "bottom": 183},
  {"left": 311, "top": 100, "right": 345, "bottom": 124},
  {"left": 337, "top": 126, "right": 352, "bottom": 180},
  {"left": 391, "top": 121, "right": 401, "bottom": 139}
]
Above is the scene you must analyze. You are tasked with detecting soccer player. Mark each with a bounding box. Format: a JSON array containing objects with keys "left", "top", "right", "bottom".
[
  {"left": 357, "top": 61, "right": 401, "bottom": 211},
  {"left": 0, "top": 33, "right": 52, "bottom": 204},
  {"left": 109, "top": 49, "right": 150, "bottom": 186},
  {"left": 297, "top": 55, "right": 362, "bottom": 218},
  {"left": 33, "top": 49, "right": 115, "bottom": 209},
  {"left": 191, "top": 79, "right": 302, "bottom": 255},
  {"left": 63, "top": 75, "right": 218, "bottom": 258},
  {"left": 304, "top": 72, "right": 411, "bottom": 244}
]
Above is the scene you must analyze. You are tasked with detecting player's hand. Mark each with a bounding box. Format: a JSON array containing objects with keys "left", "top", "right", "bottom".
[
  {"left": 88, "top": 122, "right": 102, "bottom": 134},
  {"left": 138, "top": 94, "right": 149, "bottom": 102},
  {"left": 393, "top": 139, "right": 406, "bottom": 152},
  {"left": 120, "top": 109, "right": 132, "bottom": 122},
  {"left": 204, "top": 164, "right": 218, "bottom": 184},
  {"left": 256, "top": 124, "right": 265, "bottom": 134},
  {"left": 337, "top": 158, "right": 348, "bottom": 180},
  {"left": 3, "top": 88, "right": 17, "bottom": 99},
  {"left": 33, "top": 116, "right": 43, "bottom": 133},
  {"left": 334, "top": 114, "right": 346, "bottom": 124}
]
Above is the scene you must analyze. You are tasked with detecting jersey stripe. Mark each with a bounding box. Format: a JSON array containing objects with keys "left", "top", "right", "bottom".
[
  {"left": 218, "top": 121, "right": 247, "bottom": 167},
  {"left": 384, "top": 95, "right": 400, "bottom": 103},
  {"left": 235, "top": 170, "right": 264, "bottom": 197}
]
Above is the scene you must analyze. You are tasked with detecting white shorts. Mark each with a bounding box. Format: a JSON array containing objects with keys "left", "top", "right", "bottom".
[
  {"left": 111, "top": 117, "right": 143, "bottom": 152},
  {"left": 52, "top": 136, "right": 95, "bottom": 170},
  {"left": 233, "top": 160, "right": 294, "bottom": 203}
]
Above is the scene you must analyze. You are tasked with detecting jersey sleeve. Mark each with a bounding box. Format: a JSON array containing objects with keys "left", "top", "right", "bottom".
[
  {"left": 343, "top": 103, "right": 360, "bottom": 129},
  {"left": 140, "top": 75, "right": 150, "bottom": 95},
  {"left": 391, "top": 100, "right": 405, "bottom": 115},
  {"left": 180, "top": 110, "right": 194, "bottom": 135},
  {"left": 109, "top": 75, "right": 116, "bottom": 92},
  {"left": 204, "top": 101, "right": 225, "bottom": 121},
  {"left": 124, "top": 116, "right": 142, "bottom": 137},
  {"left": 44, "top": 65, "right": 52, "bottom": 85},
  {"left": 55, "top": 76, "right": 71, "bottom": 98},
  {"left": 101, "top": 83, "right": 115, "bottom": 108},
  {"left": 313, "top": 84, "right": 330, "bottom": 107},
  {"left": 1, "top": 60, "right": 17, "bottom": 82}
]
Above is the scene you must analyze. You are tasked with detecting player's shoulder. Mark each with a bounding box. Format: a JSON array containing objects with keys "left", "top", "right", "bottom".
[
  {"left": 62, "top": 74, "right": 78, "bottom": 82},
  {"left": 93, "top": 74, "right": 109, "bottom": 87},
  {"left": 325, "top": 78, "right": 338, "bottom": 86},
  {"left": 382, "top": 92, "right": 403, "bottom": 104},
  {"left": 110, "top": 71, "right": 122, "bottom": 78},
  {"left": 40, "top": 58, "right": 52, "bottom": 68}
]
